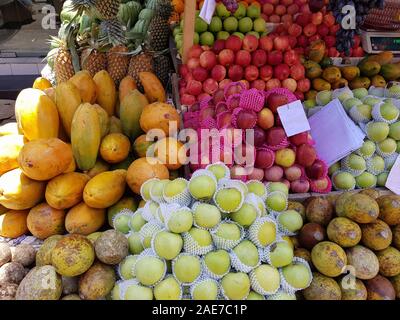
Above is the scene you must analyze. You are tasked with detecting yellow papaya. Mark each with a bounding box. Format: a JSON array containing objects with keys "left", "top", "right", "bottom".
[
  {"left": 140, "top": 102, "right": 181, "bottom": 136},
  {"left": 119, "top": 76, "right": 137, "bottom": 103},
  {"left": 92, "top": 104, "right": 110, "bottom": 138},
  {"left": 15, "top": 88, "right": 59, "bottom": 140},
  {"left": 341, "top": 66, "right": 360, "bottom": 81},
  {"left": 69, "top": 70, "right": 97, "bottom": 103},
  {"left": 0, "top": 134, "right": 24, "bottom": 175},
  {"left": 32, "top": 77, "right": 52, "bottom": 91},
  {"left": 65, "top": 202, "right": 105, "bottom": 235},
  {"left": 371, "top": 75, "right": 386, "bottom": 88},
  {"left": 139, "top": 72, "right": 166, "bottom": 103},
  {"left": 71, "top": 103, "right": 101, "bottom": 171},
  {"left": 55, "top": 81, "right": 82, "bottom": 137},
  {"left": 85, "top": 160, "right": 110, "bottom": 178},
  {"left": 120, "top": 89, "right": 149, "bottom": 140},
  {"left": 322, "top": 66, "right": 341, "bottom": 84},
  {"left": 312, "top": 78, "right": 331, "bottom": 91},
  {"left": 100, "top": 133, "right": 131, "bottom": 164},
  {"left": 366, "top": 51, "right": 394, "bottom": 65},
  {"left": 93, "top": 70, "right": 117, "bottom": 116},
  {"left": 349, "top": 77, "right": 371, "bottom": 89},
  {"left": 45, "top": 172, "right": 90, "bottom": 210},
  {"left": 332, "top": 78, "right": 348, "bottom": 90},
  {"left": 83, "top": 169, "right": 127, "bottom": 209},
  {"left": 0, "top": 209, "right": 29, "bottom": 238},
  {"left": 109, "top": 116, "right": 122, "bottom": 134}
]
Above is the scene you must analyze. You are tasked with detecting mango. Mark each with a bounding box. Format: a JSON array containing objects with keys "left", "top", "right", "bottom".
[
  {"left": 341, "top": 66, "right": 360, "bottom": 81},
  {"left": 312, "top": 78, "right": 331, "bottom": 91},
  {"left": 332, "top": 78, "right": 348, "bottom": 90},
  {"left": 371, "top": 75, "right": 386, "bottom": 88},
  {"left": 367, "top": 51, "right": 394, "bottom": 65},
  {"left": 349, "top": 77, "right": 371, "bottom": 90},
  {"left": 359, "top": 61, "right": 381, "bottom": 77},
  {"left": 322, "top": 66, "right": 341, "bottom": 84},
  {"left": 305, "top": 90, "right": 318, "bottom": 101},
  {"left": 380, "top": 64, "right": 400, "bottom": 81}
]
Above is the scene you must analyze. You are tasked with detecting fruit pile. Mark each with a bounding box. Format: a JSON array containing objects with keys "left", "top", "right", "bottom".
[
  {"left": 182, "top": 82, "right": 331, "bottom": 193},
  {"left": 179, "top": 32, "right": 309, "bottom": 106},
  {"left": 110, "top": 166, "right": 312, "bottom": 300},
  {"left": 292, "top": 191, "right": 400, "bottom": 300},
  {"left": 173, "top": 3, "right": 268, "bottom": 53}
]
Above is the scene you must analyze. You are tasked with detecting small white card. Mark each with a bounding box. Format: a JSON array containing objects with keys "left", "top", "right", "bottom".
[
  {"left": 277, "top": 100, "right": 311, "bottom": 137},
  {"left": 199, "top": 0, "right": 216, "bottom": 24},
  {"left": 386, "top": 154, "right": 400, "bottom": 195}
]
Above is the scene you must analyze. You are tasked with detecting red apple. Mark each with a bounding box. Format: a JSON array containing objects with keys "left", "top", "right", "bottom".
[
  {"left": 262, "top": 3, "right": 274, "bottom": 15},
  {"left": 240, "top": 79, "right": 250, "bottom": 90},
  {"left": 267, "top": 93, "right": 289, "bottom": 113},
  {"left": 311, "top": 176, "right": 330, "bottom": 191},
  {"left": 217, "top": 111, "right": 232, "bottom": 128},
  {"left": 187, "top": 58, "right": 200, "bottom": 70},
  {"left": 218, "top": 49, "right": 235, "bottom": 67},
  {"left": 260, "top": 65, "right": 273, "bottom": 82},
  {"left": 253, "top": 126, "right": 267, "bottom": 147},
  {"left": 181, "top": 94, "right": 196, "bottom": 105},
  {"left": 287, "top": 3, "right": 299, "bottom": 15},
  {"left": 329, "top": 24, "right": 340, "bottom": 36},
  {"left": 275, "top": 4, "right": 286, "bottom": 15},
  {"left": 213, "top": 89, "right": 225, "bottom": 104},
  {"left": 290, "top": 179, "right": 310, "bottom": 193},
  {"left": 317, "top": 24, "right": 330, "bottom": 37},
  {"left": 288, "top": 24, "right": 302, "bottom": 37},
  {"left": 267, "top": 0, "right": 279, "bottom": 4},
  {"left": 324, "top": 35, "right": 336, "bottom": 48},
  {"left": 273, "top": 64, "right": 290, "bottom": 81},
  {"left": 235, "top": 50, "right": 252, "bottom": 67},
  {"left": 288, "top": 36, "right": 297, "bottom": 49},
  {"left": 268, "top": 50, "right": 283, "bottom": 65},
  {"left": 265, "top": 78, "right": 281, "bottom": 90},
  {"left": 311, "top": 12, "right": 323, "bottom": 25},
  {"left": 309, "top": 34, "right": 321, "bottom": 43},
  {"left": 264, "top": 165, "right": 284, "bottom": 181},
  {"left": 186, "top": 79, "right": 203, "bottom": 96},
  {"left": 282, "top": 78, "right": 297, "bottom": 92},
  {"left": 213, "top": 39, "right": 225, "bottom": 54},
  {"left": 296, "top": 143, "right": 316, "bottom": 167},
  {"left": 297, "top": 35, "right": 309, "bottom": 48},
  {"left": 295, "top": 13, "right": 311, "bottom": 27},
  {"left": 353, "top": 35, "right": 361, "bottom": 48},
  {"left": 251, "top": 79, "right": 266, "bottom": 91},
  {"left": 248, "top": 167, "right": 265, "bottom": 181},
  {"left": 294, "top": 91, "right": 304, "bottom": 100},
  {"left": 251, "top": 50, "right": 267, "bottom": 67},
  {"left": 255, "top": 149, "right": 275, "bottom": 169},
  {"left": 243, "top": 35, "right": 259, "bottom": 52},
  {"left": 236, "top": 109, "right": 257, "bottom": 129},
  {"left": 283, "top": 50, "right": 299, "bottom": 66},
  {"left": 303, "top": 23, "right": 317, "bottom": 37},
  {"left": 266, "top": 127, "right": 286, "bottom": 146},
  {"left": 297, "top": 78, "right": 311, "bottom": 93},
  {"left": 273, "top": 35, "right": 290, "bottom": 51},
  {"left": 225, "top": 35, "right": 243, "bottom": 52},
  {"left": 198, "top": 93, "right": 210, "bottom": 102},
  {"left": 306, "top": 159, "right": 326, "bottom": 180},
  {"left": 219, "top": 78, "right": 232, "bottom": 89},
  {"left": 211, "top": 65, "right": 226, "bottom": 82},
  {"left": 352, "top": 47, "right": 364, "bottom": 57},
  {"left": 294, "top": 47, "right": 305, "bottom": 56},
  {"left": 179, "top": 79, "right": 187, "bottom": 89},
  {"left": 289, "top": 132, "right": 308, "bottom": 146},
  {"left": 300, "top": 3, "right": 311, "bottom": 13},
  {"left": 179, "top": 64, "right": 190, "bottom": 78},
  {"left": 244, "top": 65, "right": 259, "bottom": 82},
  {"left": 257, "top": 108, "right": 275, "bottom": 130},
  {"left": 269, "top": 14, "right": 281, "bottom": 23},
  {"left": 188, "top": 45, "right": 203, "bottom": 59},
  {"left": 282, "top": 0, "right": 294, "bottom": 5},
  {"left": 323, "top": 13, "right": 336, "bottom": 27},
  {"left": 199, "top": 51, "right": 217, "bottom": 70},
  {"left": 259, "top": 35, "right": 273, "bottom": 52},
  {"left": 203, "top": 78, "right": 219, "bottom": 95},
  {"left": 192, "top": 67, "right": 208, "bottom": 82},
  {"left": 284, "top": 164, "right": 303, "bottom": 181},
  {"left": 290, "top": 63, "right": 305, "bottom": 80},
  {"left": 228, "top": 65, "right": 244, "bottom": 82},
  {"left": 199, "top": 107, "right": 215, "bottom": 121}
]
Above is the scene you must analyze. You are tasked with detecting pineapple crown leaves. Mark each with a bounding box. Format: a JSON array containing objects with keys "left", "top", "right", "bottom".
[{"left": 98, "top": 19, "right": 127, "bottom": 47}]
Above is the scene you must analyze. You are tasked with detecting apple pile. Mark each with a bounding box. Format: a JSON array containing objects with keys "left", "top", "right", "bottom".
[
  {"left": 259, "top": 0, "right": 364, "bottom": 58},
  {"left": 183, "top": 82, "right": 331, "bottom": 194},
  {"left": 179, "top": 33, "right": 309, "bottom": 106},
  {"left": 110, "top": 167, "right": 313, "bottom": 300}
]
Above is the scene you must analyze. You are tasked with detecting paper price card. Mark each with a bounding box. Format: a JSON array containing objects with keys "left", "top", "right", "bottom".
[
  {"left": 386, "top": 154, "right": 400, "bottom": 195},
  {"left": 277, "top": 100, "right": 310, "bottom": 137},
  {"left": 199, "top": 0, "right": 216, "bottom": 24}
]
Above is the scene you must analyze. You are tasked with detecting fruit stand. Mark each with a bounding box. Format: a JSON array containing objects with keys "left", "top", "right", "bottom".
[{"left": 1, "top": 0, "right": 400, "bottom": 302}]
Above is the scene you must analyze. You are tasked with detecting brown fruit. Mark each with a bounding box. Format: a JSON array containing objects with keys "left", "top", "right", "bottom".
[
  {"left": 335, "top": 192, "right": 353, "bottom": 217},
  {"left": 393, "top": 224, "right": 400, "bottom": 250},
  {"left": 346, "top": 245, "right": 379, "bottom": 280},
  {"left": 343, "top": 193, "right": 379, "bottom": 224},
  {"left": 376, "top": 195, "right": 400, "bottom": 226},
  {"left": 376, "top": 246, "right": 400, "bottom": 277},
  {"left": 78, "top": 262, "right": 116, "bottom": 300},
  {"left": 360, "top": 219, "right": 392, "bottom": 251},
  {"left": 94, "top": 230, "right": 129, "bottom": 265},
  {"left": 305, "top": 197, "right": 333, "bottom": 226},
  {"left": 327, "top": 217, "right": 362, "bottom": 247},
  {"left": 311, "top": 241, "right": 347, "bottom": 277},
  {"left": 390, "top": 274, "right": 400, "bottom": 299},
  {"left": 298, "top": 223, "right": 326, "bottom": 250},
  {"left": 27, "top": 203, "right": 65, "bottom": 239},
  {"left": 358, "top": 189, "right": 380, "bottom": 199},
  {"left": 365, "top": 275, "right": 395, "bottom": 300},
  {"left": 339, "top": 277, "right": 367, "bottom": 300},
  {"left": 10, "top": 244, "right": 35, "bottom": 267},
  {"left": 303, "top": 272, "right": 341, "bottom": 300},
  {"left": 287, "top": 201, "right": 306, "bottom": 221}
]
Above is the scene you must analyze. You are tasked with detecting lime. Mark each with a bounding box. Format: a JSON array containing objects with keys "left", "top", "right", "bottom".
[
  {"left": 234, "top": 3, "right": 247, "bottom": 20},
  {"left": 247, "top": 4, "right": 261, "bottom": 19},
  {"left": 193, "top": 32, "right": 199, "bottom": 45},
  {"left": 223, "top": 17, "right": 238, "bottom": 33},
  {"left": 253, "top": 18, "right": 266, "bottom": 33},
  {"left": 209, "top": 16, "right": 223, "bottom": 33},
  {"left": 217, "top": 31, "right": 230, "bottom": 40},
  {"left": 195, "top": 17, "right": 208, "bottom": 33},
  {"left": 232, "top": 32, "right": 245, "bottom": 40},
  {"left": 238, "top": 17, "right": 253, "bottom": 33},
  {"left": 200, "top": 32, "right": 215, "bottom": 46},
  {"left": 173, "top": 27, "right": 182, "bottom": 37},
  {"left": 246, "top": 31, "right": 260, "bottom": 39},
  {"left": 216, "top": 3, "right": 230, "bottom": 19}
]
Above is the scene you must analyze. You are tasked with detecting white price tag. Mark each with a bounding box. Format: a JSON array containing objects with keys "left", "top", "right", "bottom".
[
  {"left": 199, "top": 0, "right": 216, "bottom": 24},
  {"left": 277, "top": 100, "right": 311, "bottom": 137},
  {"left": 385, "top": 154, "right": 400, "bottom": 195}
]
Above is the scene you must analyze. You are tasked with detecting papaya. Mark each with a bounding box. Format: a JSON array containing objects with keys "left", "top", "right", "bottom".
[
  {"left": 71, "top": 103, "right": 101, "bottom": 171},
  {"left": 65, "top": 202, "right": 105, "bottom": 235},
  {"left": 0, "top": 169, "right": 45, "bottom": 210},
  {"left": 308, "top": 40, "right": 326, "bottom": 63},
  {"left": 133, "top": 134, "right": 155, "bottom": 158},
  {"left": 139, "top": 102, "right": 181, "bottom": 136},
  {"left": 69, "top": 70, "right": 97, "bottom": 104},
  {"left": 100, "top": 133, "right": 131, "bottom": 164},
  {"left": 27, "top": 203, "right": 65, "bottom": 239},
  {"left": 341, "top": 66, "right": 360, "bottom": 81},
  {"left": 371, "top": 75, "right": 386, "bottom": 88},
  {"left": 367, "top": 51, "right": 394, "bottom": 65},
  {"left": 110, "top": 154, "right": 134, "bottom": 170},
  {"left": 109, "top": 116, "right": 122, "bottom": 134},
  {"left": 57, "top": 118, "right": 69, "bottom": 142},
  {"left": 92, "top": 104, "right": 110, "bottom": 138},
  {"left": 332, "top": 78, "right": 348, "bottom": 90},
  {"left": 45, "top": 172, "right": 90, "bottom": 210},
  {"left": 359, "top": 60, "right": 381, "bottom": 77},
  {"left": 55, "top": 81, "right": 82, "bottom": 137},
  {"left": 0, "top": 134, "right": 24, "bottom": 175},
  {"left": 18, "top": 138, "right": 73, "bottom": 181},
  {"left": 64, "top": 150, "right": 77, "bottom": 173},
  {"left": 349, "top": 77, "right": 371, "bottom": 90},
  {"left": 0, "top": 204, "right": 7, "bottom": 215},
  {"left": 32, "top": 77, "right": 52, "bottom": 91},
  {"left": 322, "top": 66, "right": 341, "bottom": 84},
  {"left": 120, "top": 89, "right": 149, "bottom": 140},
  {"left": 83, "top": 170, "right": 127, "bottom": 209},
  {"left": 312, "top": 78, "right": 331, "bottom": 91},
  {"left": 107, "top": 197, "right": 138, "bottom": 227},
  {"left": 119, "top": 76, "right": 137, "bottom": 103},
  {"left": 93, "top": 70, "right": 117, "bottom": 116},
  {"left": 0, "top": 210, "right": 29, "bottom": 238},
  {"left": 15, "top": 88, "right": 59, "bottom": 141},
  {"left": 85, "top": 160, "right": 110, "bottom": 178},
  {"left": 139, "top": 72, "right": 166, "bottom": 103},
  {"left": 0, "top": 122, "right": 19, "bottom": 136},
  {"left": 380, "top": 64, "right": 400, "bottom": 81},
  {"left": 126, "top": 157, "right": 169, "bottom": 194},
  {"left": 304, "top": 61, "right": 322, "bottom": 79}
]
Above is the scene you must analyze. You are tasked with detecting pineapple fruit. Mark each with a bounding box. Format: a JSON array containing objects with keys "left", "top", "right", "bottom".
[
  {"left": 95, "top": 0, "right": 121, "bottom": 20},
  {"left": 128, "top": 51, "right": 154, "bottom": 90},
  {"left": 145, "top": 0, "right": 173, "bottom": 52},
  {"left": 81, "top": 48, "right": 108, "bottom": 77}
]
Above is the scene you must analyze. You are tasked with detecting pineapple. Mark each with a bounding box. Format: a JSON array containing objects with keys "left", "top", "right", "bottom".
[
  {"left": 81, "top": 47, "right": 108, "bottom": 77},
  {"left": 152, "top": 53, "right": 172, "bottom": 88},
  {"left": 127, "top": 50, "right": 154, "bottom": 90},
  {"left": 145, "top": 0, "right": 173, "bottom": 52},
  {"left": 95, "top": 0, "right": 121, "bottom": 20},
  {"left": 70, "top": 0, "right": 96, "bottom": 13},
  {"left": 54, "top": 45, "right": 75, "bottom": 84}
]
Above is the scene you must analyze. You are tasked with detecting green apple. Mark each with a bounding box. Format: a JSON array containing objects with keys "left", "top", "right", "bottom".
[
  {"left": 266, "top": 192, "right": 287, "bottom": 212},
  {"left": 209, "top": 16, "right": 222, "bottom": 33},
  {"left": 215, "top": 222, "right": 241, "bottom": 241},
  {"left": 217, "top": 31, "right": 230, "bottom": 40},
  {"left": 216, "top": 3, "right": 230, "bottom": 18},
  {"left": 233, "top": 3, "right": 246, "bottom": 19},
  {"left": 238, "top": 17, "right": 253, "bottom": 33},
  {"left": 251, "top": 264, "right": 280, "bottom": 294},
  {"left": 124, "top": 283, "right": 153, "bottom": 300},
  {"left": 250, "top": 219, "right": 276, "bottom": 246},
  {"left": 207, "top": 163, "right": 228, "bottom": 180},
  {"left": 189, "top": 175, "right": 216, "bottom": 201},
  {"left": 113, "top": 213, "right": 131, "bottom": 234},
  {"left": 352, "top": 88, "right": 368, "bottom": 100},
  {"left": 247, "top": 180, "right": 266, "bottom": 197},
  {"left": 195, "top": 17, "right": 208, "bottom": 33},
  {"left": 163, "top": 179, "right": 187, "bottom": 198},
  {"left": 231, "top": 203, "right": 257, "bottom": 227},
  {"left": 130, "top": 212, "right": 146, "bottom": 232},
  {"left": 267, "top": 182, "right": 289, "bottom": 195},
  {"left": 151, "top": 179, "right": 170, "bottom": 199},
  {"left": 135, "top": 256, "right": 165, "bottom": 286},
  {"left": 193, "top": 203, "right": 221, "bottom": 229},
  {"left": 269, "top": 241, "right": 294, "bottom": 268},
  {"left": 167, "top": 208, "right": 193, "bottom": 234},
  {"left": 204, "top": 250, "right": 231, "bottom": 276},
  {"left": 188, "top": 227, "right": 212, "bottom": 247},
  {"left": 223, "top": 17, "right": 238, "bottom": 32},
  {"left": 153, "top": 231, "right": 183, "bottom": 260},
  {"left": 278, "top": 210, "right": 304, "bottom": 233},
  {"left": 246, "top": 291, "right": 265, "bottom": 300},
  {"left": 192, "top": 280, "right": 219, "bottom": 300},
  {"left": 140, "top": 178, "right": 159, "bottom": 200},
  {"left": 215, "top": 187, "right": 243, "bottom": 212},
  {"left": 119, "top": 255, "right": 138, "bottom": 280},
  {"left": 128, "top": 232, "right": 144, "bottom": 255}
]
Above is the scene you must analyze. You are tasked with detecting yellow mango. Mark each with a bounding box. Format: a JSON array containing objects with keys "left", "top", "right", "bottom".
[{"left": 93, "top": 70, "right": 117, "bottom": 116}]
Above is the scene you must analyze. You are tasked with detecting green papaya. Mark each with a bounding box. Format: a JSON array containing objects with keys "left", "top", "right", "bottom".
[
  {"left": 120, "top": 90, "right": 149, "bottom": 140},
  {"left": 71, "top": 103, "right": 101, "bottom": 171},
  {"left": 380, "top": 64, "right": 400, "bottom": 81}
]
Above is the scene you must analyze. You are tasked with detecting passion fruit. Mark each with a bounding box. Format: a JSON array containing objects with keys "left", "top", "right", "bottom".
[
  {"left": 346, "top": 245, "right": 379, "bottom": 280},
  {"left": 298, "top": 223, "right": 326, "bottom": 251},
  {"left": 365, "top": 275, "right": 395, "bottom": 300},
  {"left": 343, "top": 193, "right": 379, "bottom": 224},
  {"left": 326, "top": 217, "right": 362, "bottom": 247},
  {"left": 305, "top": 197, "right": 333, "bottom": 226},
  {"left": 360, "top": 219, "right": 392, "bottom": 251},
  {"left": 376, "top": 195, "right": 400, "bottom": 225},
  {"left": 303, "top": 272, "right": 341, "bottom": 300},
  {"left": 311, "top": 241, "right": 347, "bottom": 277},
  {"left": 376, "top": 246, "right": 400, "bottom": 277}
]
